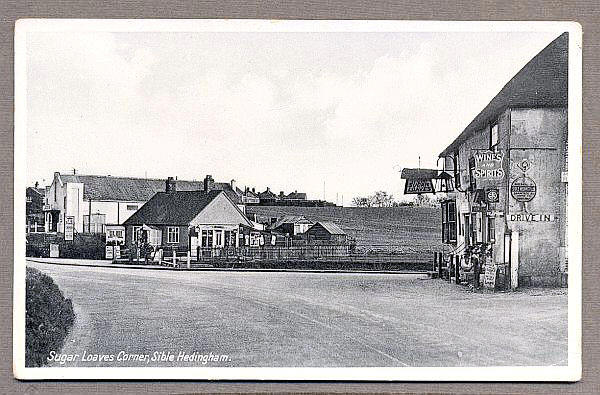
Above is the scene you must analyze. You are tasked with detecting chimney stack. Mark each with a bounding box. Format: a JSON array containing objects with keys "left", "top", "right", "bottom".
[
  {"left": 204, "top": 175, "right": 215, "bottom": 193},
  {"left": 166, "top": 177, "right": 177, "bottom": 193},
  {"left": 230, "top": 179, "right": 236, "bottom": 191},
  {"left": 252, "top": 187, "right": 255, "bottom": 193}
]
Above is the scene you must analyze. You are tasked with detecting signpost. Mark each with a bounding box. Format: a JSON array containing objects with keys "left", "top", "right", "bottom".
[{"left": 64, "top": 216, "right": 75, "bottom": 241}]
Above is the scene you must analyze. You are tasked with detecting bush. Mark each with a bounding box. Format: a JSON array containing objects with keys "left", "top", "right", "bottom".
[{"left": 25, "top": 267, "right": 75, "bottom": 367}]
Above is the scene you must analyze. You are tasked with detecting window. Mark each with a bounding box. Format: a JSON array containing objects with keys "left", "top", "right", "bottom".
[
  {"left": 487, "top": 217, "right": 496, "bottom": 243},
  {"left": 167, "top": 227, "right": 179, "bottom": 244},
  {"left": 201, "top": 229, "right": 214, "bottom": 247},
  {"left": 83, "top": 213, "right": 106, "bottom": 233},
  {"left": 441, "top": 200, "right": 457, "bottom": 244},
  {"left": 468, "top": 157, "right": 477, "bottom": 191},
  {"left": 215, "top": 231, "right": 223, "bottom": 247},
  {"left": 490, "top": 123, "right": 499, "bottom": 149},
  {"left": 453, "top": 152, "right": 461, "bottom": 189},
  {"left": 127, "top": 204, "right": 138, "bottom": 211}
]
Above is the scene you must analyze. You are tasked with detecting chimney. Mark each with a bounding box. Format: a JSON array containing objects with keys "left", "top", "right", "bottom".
[
  {"left": 230, "top": 179, "right": 236, "bottom": 191},
  {"left": 279, "top": 191, "right": 285, "bottom": 197},
  {"left": 166, "top": 177, "right": 177, "bottom": 193},
  {"left": 204, "top": 175, "right": 214, "bottom": 192},
  {"left": 35, "top": 181, "right": 39, "bottom": 188},
  {"left": 252, "top": 187, "right": 255, "bottom": 193}
]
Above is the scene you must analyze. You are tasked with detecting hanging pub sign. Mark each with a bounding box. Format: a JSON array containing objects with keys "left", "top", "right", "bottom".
[
  {"left": 485, "top": 188, "right": 499, "bottom": 203},
  {"left": 404, "top": 178, "right": 434, "bottom": 194},
  {"left": 511, "top": 176, "right": 537, "bottom": 202},
  {"left": 473, "top": 150, "right": 505, "bottom": 180},
  {"left": 400, "top": 168, "right": 438, "bottom": 195}
]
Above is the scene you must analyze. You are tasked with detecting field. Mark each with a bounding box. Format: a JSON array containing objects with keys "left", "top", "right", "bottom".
[{"left": 247, "top": 206, "right": 445, "bottom": 261}]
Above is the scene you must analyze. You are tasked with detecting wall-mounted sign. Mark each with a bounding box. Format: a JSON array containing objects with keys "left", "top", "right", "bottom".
[
  {"left": 510, "top": 176, "right": 537, "bottom": 202},
  {"left": 64, "top": 216, "right": 75, "bottom": 241},
  {"left": 516, "top": 158, "right": 532, "bottom": 173},
  {"left": 509, "top": 213, "right": 556, "bottom": 222},
  {"left": 404, "top": 178, "right": 434, "bottom": 194},
  {"left": 473, "top": 150, "right": 505, "bottom": 179},
  {"left": 485, "top": 188, "right": 499, "bottom": 203}
]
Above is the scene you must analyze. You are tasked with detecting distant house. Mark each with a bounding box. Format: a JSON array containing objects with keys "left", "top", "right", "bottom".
[
  {"left": 26, "top": 185, "right": 45, "bottom": 233},
  {"left": 258, "top": 187, "right": 279, "bottom": 205},
  {"left": 270, "top": 215, "right": 314, "bottom": 236},
  {"left": 241, "top": 187, "right": 260, "bottom": 204},
  {"left": 43, "top": 172, "right": 242, "bottom": 234},
  {"left": 123, "top": 181, "right": 253, "bottom": 254},
  {"left": 286, "top": 191, "right": 307, "bottom": 201},
  {"left": 305, "top": 222, "right": 347, "bottom": 244}
]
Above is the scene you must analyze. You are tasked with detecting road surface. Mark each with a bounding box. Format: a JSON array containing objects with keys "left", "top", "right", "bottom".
[{"left": 26, "top": 260, "right": 568, "bottom": 367}]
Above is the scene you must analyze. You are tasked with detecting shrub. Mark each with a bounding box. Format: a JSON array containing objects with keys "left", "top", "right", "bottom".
[{"left": 25, "top": 267, "right": 75, "bottom": 367}]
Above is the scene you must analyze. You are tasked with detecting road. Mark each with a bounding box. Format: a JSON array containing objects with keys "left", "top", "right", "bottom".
[{"left": 26, "top": 260, "right": 568, "bottom": 367}]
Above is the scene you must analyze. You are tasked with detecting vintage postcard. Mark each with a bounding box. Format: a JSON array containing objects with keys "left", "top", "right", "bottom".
[{"left": 13, "top": 19, "right": 582, "bottom": 380}]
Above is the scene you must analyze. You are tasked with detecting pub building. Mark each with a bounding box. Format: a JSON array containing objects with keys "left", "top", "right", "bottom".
[{"left": 405, "top": 33, "right": 569, "bottom": 289}]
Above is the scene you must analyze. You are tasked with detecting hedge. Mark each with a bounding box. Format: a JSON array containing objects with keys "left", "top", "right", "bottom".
[{"left": 25, "top": 267, "right": 75, "bottom": 367}]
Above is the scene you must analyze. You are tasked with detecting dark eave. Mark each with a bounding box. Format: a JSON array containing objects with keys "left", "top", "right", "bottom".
[{"left": 439, "top": 32, "right": 568, "bottom": 158}]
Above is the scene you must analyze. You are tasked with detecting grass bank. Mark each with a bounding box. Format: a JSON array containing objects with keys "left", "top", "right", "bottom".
[{"left": 26, "top": 267, "right": 75, "bottom": 367}]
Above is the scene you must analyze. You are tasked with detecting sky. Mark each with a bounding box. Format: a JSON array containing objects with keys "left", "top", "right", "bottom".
[{"left": 25, "top": 29, "right": 561, "bottom": 204}]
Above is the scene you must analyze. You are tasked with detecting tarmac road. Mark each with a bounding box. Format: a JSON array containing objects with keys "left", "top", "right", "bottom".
[{"left": 26, "top": 260, "right": 568, "bottom": 368}]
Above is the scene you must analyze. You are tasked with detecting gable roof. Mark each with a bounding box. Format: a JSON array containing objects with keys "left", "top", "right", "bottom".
[
  {"left": 439, "top": 32, "right": 568, "bottom": 157},
  {"left": 286, "top": 191, "right": 307, "bottom": 200},
  {"left": 270, "top": 215, "right": 314, "bottom": 230},
  {"left": 59, "top": 174, "right": 204, "bottom": 201},
  {"left": 258, "top": 189, "right": 278, "bottom": 199},
  {"left": 309, "top": 221, "right": 346, "bottom": 235},
  {"left": 57, "top": 174, "right": 245, "bottom": 203},
  {"left": 123, "top": 190, "right": 223, "bottom": 225}
]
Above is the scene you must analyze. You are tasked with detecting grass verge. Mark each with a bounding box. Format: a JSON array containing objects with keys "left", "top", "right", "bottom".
[{"left": 25, "top": 267, "right": 75, "bottom": 367}]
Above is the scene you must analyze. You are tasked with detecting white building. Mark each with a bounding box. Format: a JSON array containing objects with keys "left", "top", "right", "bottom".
[{"left": 43, "top": 172, "right": 243, "bottom": 234}]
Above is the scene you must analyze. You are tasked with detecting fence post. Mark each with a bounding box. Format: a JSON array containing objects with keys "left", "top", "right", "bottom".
[
  {"left": 187, "top": 251, "right": 191, "bottom": 269},
  {"left": 437, "top": 253, "right": 443, "bottom": 278},
  {"left": 433, "top": 252, "right": 437, "bottom": 273},
  {"left": 173, "top": 250, "right": 176, "bottom": 268}
]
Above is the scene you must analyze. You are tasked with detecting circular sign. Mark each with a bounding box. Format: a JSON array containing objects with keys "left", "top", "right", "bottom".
[
  {"left": 511, "top": 176, "right": 536, "bottom": 202},
  {"left": 486, "top": 188, "right": 499, "bottom": 203}
]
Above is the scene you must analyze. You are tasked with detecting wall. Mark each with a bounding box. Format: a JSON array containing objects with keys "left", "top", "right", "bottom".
[
  {"left": 507, "top": 108, "right": 568, "bottom": 285},
  {"left": 443, "top": 107, "right": 567, "bottom": 286},
  {"left": 87, "top": 200, "right": 146, "bottom": 225}
]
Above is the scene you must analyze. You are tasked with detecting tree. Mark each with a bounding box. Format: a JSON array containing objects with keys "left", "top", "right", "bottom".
[
  {"left": 372, "top": 191, "right": 395, "bottom": 207},
  {"left": 352, "top": 196, "right": 373, "bottom": 207}
]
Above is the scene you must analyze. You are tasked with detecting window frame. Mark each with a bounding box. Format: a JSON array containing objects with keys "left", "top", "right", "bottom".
[
  {"left": 441, "top": 200, "right": 457, "bottom": 244},
  {"left": 167, "top": 226, "right": 180, "bottom": 244},
  {"left": 126, "top": 204, "right": 139, "bottom": 211},
  {"left": 468, "top": 157, "right": 477, "bottom": 192},
  {"left": 487, "top": 216, "right": 496, "bottom": 243},
  {"left": 490, "top": 123, "right": 499, "bottom": 150}
]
